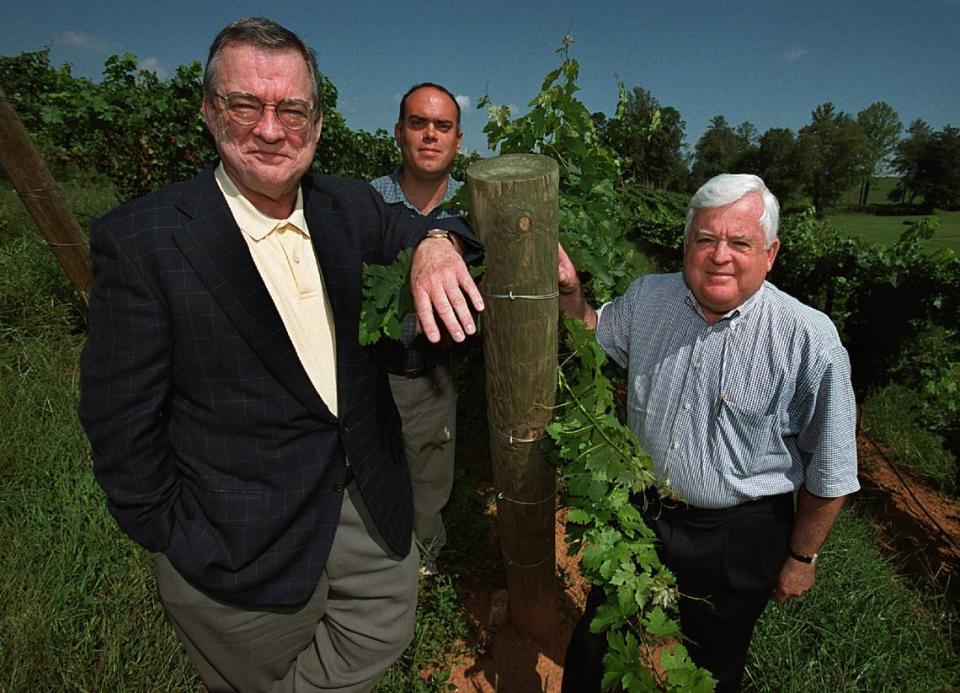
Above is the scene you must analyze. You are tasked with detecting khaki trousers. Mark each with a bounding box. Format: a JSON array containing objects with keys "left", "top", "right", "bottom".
[
  {"left": 153, "top": 481, "right": 419, "bottom": 692},
  {"left": 388, "top": 363, "right": 457, "bottom": 556}
]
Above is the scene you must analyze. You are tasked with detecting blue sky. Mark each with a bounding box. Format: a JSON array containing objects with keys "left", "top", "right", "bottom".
[{"left": 3, "top": 1, "right": 958, "bottom": 158}]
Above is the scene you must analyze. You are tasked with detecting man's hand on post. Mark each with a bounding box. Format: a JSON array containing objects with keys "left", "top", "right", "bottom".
[
  {"left": 410, "top": 235, "right": 484, "bottom": 344},
  {"left": 558, "top": 243, "right": 597, "bottom": 329}
]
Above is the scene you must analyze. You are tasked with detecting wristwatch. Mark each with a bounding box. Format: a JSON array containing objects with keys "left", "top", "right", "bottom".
[{"left": 787, "top": 547, "right": 819, "bottom": 565}]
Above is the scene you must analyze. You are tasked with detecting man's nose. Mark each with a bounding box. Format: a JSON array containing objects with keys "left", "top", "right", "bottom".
[
  {"left": 709, "top": 241, "right": 731, "bottom": 263},
  {"left": 253, "top": 107, "right": 285, "bottom": 142},
  {"left": 422, "top": 124, "right": 437, "bottom": 141}
]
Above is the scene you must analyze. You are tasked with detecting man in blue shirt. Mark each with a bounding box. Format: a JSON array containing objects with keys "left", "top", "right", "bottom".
[
  {"left": 559, "top": 174, "right": 859, "bottom": 692},
  {"left": 371, "top": 83, "right": 464, "bottom": 574}
]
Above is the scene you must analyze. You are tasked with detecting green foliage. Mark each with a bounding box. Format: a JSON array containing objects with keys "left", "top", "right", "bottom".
[
  {"left": 855, "top": 102, "right": 902, "bottom": 208},
  {"left": 545, "top": 321, "right": 715, "bottom": 690},
  {"left": 1, "top": 50, "right": 213, "bottom": 200},
  {"left": 0, "top": 48, "right": 399, "bottom": 202},
  {"left": 798, "top": 103, "right": 870, "bottom": 218},
  {"left": 596, "top": 84, "right": 689, "bottom": 192},
  {"left": 482, "top": 41, "right": 646, "bottom": 304},
  {"left": 891, "top": 122, "right": 960, "bottom": 211},
  {"left": 617, "top": 184, "right": 688, "bottom": 272},
  {"left": 765, "top": 214, "right": 960, "bottom": 399},
  {"left": 690, "top": 115, "right": 756, "bottom": 188},
  {"left": 360, "top": 248, "right": 415, "bottom": 345}
]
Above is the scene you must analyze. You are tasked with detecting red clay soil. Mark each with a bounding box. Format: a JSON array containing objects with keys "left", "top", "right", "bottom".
[
  {"left": 855, "top": 435, "right": 960, "bottom": 611},
  {"left": 444, "top": 435, "right": 960, "bottom": 691}
]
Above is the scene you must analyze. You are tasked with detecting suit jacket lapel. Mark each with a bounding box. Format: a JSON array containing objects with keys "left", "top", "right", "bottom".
[{"left": 171, "top": 168, "right": 336, "bottom": 423}]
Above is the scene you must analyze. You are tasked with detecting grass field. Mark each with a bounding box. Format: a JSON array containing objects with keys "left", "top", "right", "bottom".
[
  {"left": 828, "top": 210, "right": 960, "bottom": 253},
  {"left": 2, "top": 181, "right": 958, "bottom": 691},
  {"left": 830, "top": 177, "right": 960, "bottom": 253}
]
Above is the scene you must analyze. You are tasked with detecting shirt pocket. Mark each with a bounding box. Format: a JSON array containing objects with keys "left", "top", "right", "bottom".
[{"left": 715, "top": 373, "right": 794, "bottom": 478}]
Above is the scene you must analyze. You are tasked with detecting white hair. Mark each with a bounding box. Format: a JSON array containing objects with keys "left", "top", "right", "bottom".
[{"left": 684, "top": 174, "right": 780, "bottom": 247}]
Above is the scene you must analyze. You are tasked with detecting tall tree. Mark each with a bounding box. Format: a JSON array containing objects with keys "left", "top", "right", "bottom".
[
  {"left": 598, "top": 85, "right": 688, "bottom": 191},
  {"left": 798, "top": 103, "right": 868, "bottom": 217},
  {"left": 856, "top": 101, "right": 902, "bottom": 207},
  {"left": 750, "top": 127, "right": 807, "bottom": 207},
  {"left": 890, "top": 119, "right": 934, "bottom": 205},
  {"left": 690, "top": 115, "right": 757, "bottom": 186},
  {"left": 891, "top": 123, "right": 960, "bottom": 210}
]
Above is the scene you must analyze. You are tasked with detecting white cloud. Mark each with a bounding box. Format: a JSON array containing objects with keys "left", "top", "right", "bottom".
[
  {"left": 781, "top": 47, "right": 807, "bottom": 62},
  {"left": 138, "top": 57, "right": 168, "bottom": 78},
  {"left": 54, "top": 31, "right": 112, "bottom": 53},
  {"left": 455, "top": 94, "right": 471, "bottom": 112}
]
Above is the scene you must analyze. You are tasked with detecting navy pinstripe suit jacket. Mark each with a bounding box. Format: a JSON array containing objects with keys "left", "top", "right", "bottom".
[{"left": 78, "top": 165, "right": 481, "bottom": 606}]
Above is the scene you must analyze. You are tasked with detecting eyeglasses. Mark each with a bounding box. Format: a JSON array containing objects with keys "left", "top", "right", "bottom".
[{"left": 214, "top": 92, "right": 315, "bottom": 130}]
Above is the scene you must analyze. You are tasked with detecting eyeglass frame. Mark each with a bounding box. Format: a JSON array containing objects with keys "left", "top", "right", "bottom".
[{"left": 213, "top": 92, "right": 318, "bottom": 131}]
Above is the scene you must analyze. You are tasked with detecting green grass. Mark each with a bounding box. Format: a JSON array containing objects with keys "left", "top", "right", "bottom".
[
  {"left": 829, "top": 176, "right": 960, "bottom": 253},
  {"left": 860, "top": 383, "right": 957, "bottom": 494},
  {"left": 837, "top": 176, "right": 900, "bottom": 207},
  {"left": 827, "top": 210, "right": 960, "bottom": 253},
  {"left": 745, "top": 508, "right": 959, "bottom": 692}
]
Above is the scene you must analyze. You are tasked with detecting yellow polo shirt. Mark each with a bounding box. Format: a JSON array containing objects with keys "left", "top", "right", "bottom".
[{"left": 214, "top": 164, "right": 338, "bottom": 415}]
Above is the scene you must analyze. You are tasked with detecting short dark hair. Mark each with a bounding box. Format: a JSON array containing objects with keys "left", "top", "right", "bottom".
[
  {"left": 204, "top": 17, "right": 322, "bottom": 118},
  {"left": 398, "top": 82, "right": 461, "bottom": 129}
]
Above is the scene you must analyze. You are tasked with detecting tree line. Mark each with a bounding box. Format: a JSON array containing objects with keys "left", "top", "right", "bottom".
[
  {"left": 3, "top": 48, "right": 956, "bottom": 218},
  {"left": 595, "top": 85, "right": 959, "bottom": 216}
]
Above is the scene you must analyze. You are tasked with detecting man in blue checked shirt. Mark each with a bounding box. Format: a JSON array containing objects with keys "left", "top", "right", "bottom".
[
  {"left": 370, "top": 83, "right": 464, "bottom": 576},
  {"left": 559, "top": 174, "right": 859, "bottom": 693}
]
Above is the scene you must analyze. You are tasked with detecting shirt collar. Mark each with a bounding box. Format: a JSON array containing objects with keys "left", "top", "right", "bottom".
[
  {"left": 682, "top": 280, "right": 767, "bottom": 324},
  {"left": 214, "top": 163, "right": 308, "bottom": 241},
  {"left": 379, "top": 166, "right": 461, "bottom": 212}
]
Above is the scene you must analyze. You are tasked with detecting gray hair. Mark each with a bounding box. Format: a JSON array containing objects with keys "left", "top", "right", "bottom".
[
  {"left": 684, "top": 174, "right": 780, "bottom": 247},
  {"left": 203, "top": 17, "right": 322, "bottom": 118}
]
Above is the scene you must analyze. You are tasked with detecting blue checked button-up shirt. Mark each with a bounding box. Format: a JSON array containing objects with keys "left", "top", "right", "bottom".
[
  {"left": 370, "top": 168, "right": 462, "bottom": 219},
  {"left": 597, "top": 272, "right": 860, "bottom": 509}
]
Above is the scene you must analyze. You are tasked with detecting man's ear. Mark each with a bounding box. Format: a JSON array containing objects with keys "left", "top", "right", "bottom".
[
  {"left": 766, "top": 237, "right": 781, "bottom": 271},
  {"left": 455, "top": 129, "right": 463, "bottom": 154},
  {"left": 394, "top": 122, "right": 402, "bottom": 147},
  {"left": 314, "top": 113, "right": 323, "bottom": 144}
]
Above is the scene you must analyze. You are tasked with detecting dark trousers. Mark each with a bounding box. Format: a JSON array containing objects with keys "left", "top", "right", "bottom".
[{"left": 562, "top": 492, "right": 794, "bottom": 693}]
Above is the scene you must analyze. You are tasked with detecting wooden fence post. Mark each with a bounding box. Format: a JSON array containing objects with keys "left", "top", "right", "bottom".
[
  {"left": 0, "top": 86, "right": 91, "bottom": 302},
  {"left": 467, "top": 153, "right": 559, "bottom": 642}
]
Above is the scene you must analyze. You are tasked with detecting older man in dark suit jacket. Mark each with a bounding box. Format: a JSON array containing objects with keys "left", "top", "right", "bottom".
[{"left": 78, "top": 17, "right": 482, "bottom": 692}]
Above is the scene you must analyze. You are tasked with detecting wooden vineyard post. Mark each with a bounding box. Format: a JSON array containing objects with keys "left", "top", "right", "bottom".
[
  {"left": 0, "top": 85, "right": 91, "bottom": 302},
  {"left": 467, "top": 153, "right": 559, "bottom": 642}
]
